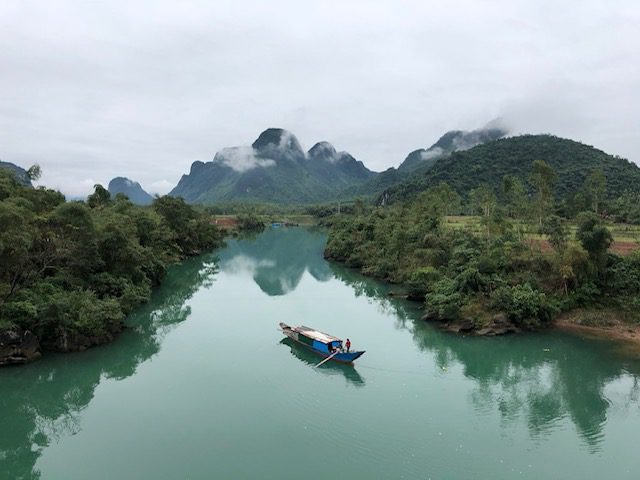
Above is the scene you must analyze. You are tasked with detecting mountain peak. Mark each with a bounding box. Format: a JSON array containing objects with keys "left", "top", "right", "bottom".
[
  {"left": 252, "top": 128, "right": 301, "bottom": 151},
  {"left": 170, "top": 129, "right": 374, "bottom": 203},
  {"left": 398, "top": 124, "right": 509, "bottom": 172},
  {"left": 308, "top": 141, "right": 338, "bottom": 161},
  {"left": 108, "top": 177, "right": 153, "bottom": 205},
  {"left": 432, "top": 126, "right": 508, "bottom": 152}
]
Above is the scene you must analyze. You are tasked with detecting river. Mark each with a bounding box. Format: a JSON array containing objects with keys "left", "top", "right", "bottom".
[{"left": 1, "top": 227, "right": 639, "bottom": 479}]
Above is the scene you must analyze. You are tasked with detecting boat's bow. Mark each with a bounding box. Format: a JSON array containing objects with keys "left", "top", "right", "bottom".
[{"left": 332, "top": 350, "right": 365, "bottom": 363}]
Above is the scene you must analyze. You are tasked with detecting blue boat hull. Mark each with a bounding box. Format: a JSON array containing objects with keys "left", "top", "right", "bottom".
[
  {"left": 279, "top": 322, "right": 365, "bottom": 364},
  {"left": 279, "top": 338, "right": 366, "bottom": 385},
  {"left": 297, "top": 341, "right": 365, "bottom": 363},
  {"left": 325, "top": 350, "right": 365, "bottom": 363}
]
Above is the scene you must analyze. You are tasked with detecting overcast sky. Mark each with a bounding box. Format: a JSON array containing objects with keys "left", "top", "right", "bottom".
[{"left": 1, "top": 0, "right": 638, "bottom": 196}]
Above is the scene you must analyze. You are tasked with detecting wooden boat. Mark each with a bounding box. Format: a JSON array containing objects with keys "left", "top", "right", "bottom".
[{"left": 279, "top": 322, "right": 365, "bottom": 364}]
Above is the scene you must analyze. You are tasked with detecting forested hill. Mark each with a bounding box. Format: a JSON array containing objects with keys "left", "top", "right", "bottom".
[
  {"left": 170, "top": 128, "right": 375, "bottom": 204},
  {"left": 382, "top": 135, "right": 640, "bottom": 203},
  {"left": 397, "top": 126, "right": 507, "bottom": 172},
  {"left": 338, "top": 125, "right": 508, "bottom": 199}
]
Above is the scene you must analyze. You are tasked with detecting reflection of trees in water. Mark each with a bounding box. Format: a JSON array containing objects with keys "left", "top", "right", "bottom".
[
  {"left": 218, "top": 227, "right": 332, "bottom": 296},
  {"left": 328, "top": 261, "right": 420, "bottom": 329},
  {"left": 0, "top": 254, "right": 219, "bottom": 480},
  {"left": 411, "top": 327, "right": 640, "bottom": 451},
  {"left": 329, "top": 254, "right": 640, "bottom": 452},
  {"left": 279, "top": 338, "right": 365, "bottom": 387}
]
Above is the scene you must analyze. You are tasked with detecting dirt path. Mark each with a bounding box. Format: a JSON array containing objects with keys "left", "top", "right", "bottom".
[{"left": 555, "top": 313, "right": 640, "bottom": 357}]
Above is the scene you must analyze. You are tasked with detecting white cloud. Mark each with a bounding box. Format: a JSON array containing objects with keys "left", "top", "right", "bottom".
[
  {"left": 148, "top": 179, "right": 173, "bottom": 195},
  {"left": 278, "top": 130, "right": 303, "bottom": 153},
  {"left": 215, "top": 146, "right": 276, "bottom": 173},
  {"left": 37, "top": 177, "right": 98, "bottom": 198},
  {"left": 0, "top": 0, "right": 638, "bottom": 192},
  {"left": 221, "top": 255, "right": 275, "bottom": 275},
  {"left": 421, "top": 147, "right": 444, "bottom": 161}
]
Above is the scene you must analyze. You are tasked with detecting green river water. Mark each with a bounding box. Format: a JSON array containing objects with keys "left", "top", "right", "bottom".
[{"left": 2, "top": 227, "right": 640, "bottom": 479}]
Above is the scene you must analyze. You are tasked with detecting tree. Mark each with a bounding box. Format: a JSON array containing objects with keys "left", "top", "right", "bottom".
[
  {"left": 469, "top": 184, "right": 497, "bottom": 238},
  {"left": 87, "top": 184, "right": 112, "bottom": 209},
  {"left": 575, "top": 212, "right": 612, "bottom": 269},
  {"left": 153, "top": 195, "right": 222, "bottom": 256},
  {"left": 542, "top": 215, "right": 567, "bottom": 253},
  {"left": 433, "top": 182, "right": 461, "bottom": 217},
  {"left": 502, "top": 175, "right": 527, "bottom": 219},
  {"left": 0, "top": 200, "right": 38, "bottom": 303},
  {"left": 559, "top": 264, "right": 574, "bottom": 295},
  {"left": 583, "top": 168, "right": 607, "bottom": 214},
  {"left": 416, "top": 183, "right": 460, "bottom": 220},
  {"left": 26, "top": 164, "right": 42, "bottom": 182},
  {"left": 529, "top": 160, "right": 556, "bottom": 226},
  {"left": 49, "top": 201, "right": 101, "bottom": 278},
  {"left": 470, "top": 184, "right": 497, "bottom": 218}
]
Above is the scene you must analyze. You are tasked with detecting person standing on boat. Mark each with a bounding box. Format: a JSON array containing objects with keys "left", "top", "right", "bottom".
[{"left": 345, "top": 338, "right": 351, "bottom": 352}]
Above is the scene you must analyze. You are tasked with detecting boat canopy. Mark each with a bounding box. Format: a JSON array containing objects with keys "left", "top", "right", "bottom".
[{"left": 295, "top": 325, "right": 341, "bottom": 345}]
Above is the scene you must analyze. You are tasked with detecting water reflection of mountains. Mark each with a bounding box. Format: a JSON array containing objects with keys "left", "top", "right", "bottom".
[
  {"left": 218, "top": 227, "right": 332, "bottom": 296},
  {"left": 330, "top": 257, "right": 640, "bottom": 452},
  {"left": 279, "top": 338, "right": 365, "bottom": 387},
  {"left": 0, "top": 254, "right": 219, "bottom": 480}
]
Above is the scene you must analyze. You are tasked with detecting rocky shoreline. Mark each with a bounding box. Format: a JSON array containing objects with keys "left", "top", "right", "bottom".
[
  {"left": 0, "top": 323, "right": 125, "bottom": 367},
  {"left": 420, "top": 310, "right": 521, "bottom": 336},
  {"left": 0, "top": 328, "right": 41, "bottom": 366},
  {"left": 387, "top": 289, "right": 640, "bottom": 342},
  {"left": 386, "top": 290, "right": 522, "bottom": 336}
]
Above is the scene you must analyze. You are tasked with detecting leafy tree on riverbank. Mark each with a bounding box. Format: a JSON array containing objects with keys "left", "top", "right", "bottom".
[
  {"left": 324, "top": 162, "right": 640, "bottom": 330},
  {"left": 0, "top": 168, "right": 224, "bottom": 352}
]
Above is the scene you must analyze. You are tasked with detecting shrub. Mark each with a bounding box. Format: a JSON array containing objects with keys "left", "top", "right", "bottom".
[
  {"left": 425, "top": 278, "right": 462, "bottom": 320},
  {"left": 236, "top": 213, "right": 266, "bottom": 232},
  {"left": 606, "top": 252, "right": 640, "bottom": 294},
  {"left": 409, "top": 267, "right": 441, "bottom": 288},
  {"left": 492, "top": 284, "right": 556, "bottom": 328}
]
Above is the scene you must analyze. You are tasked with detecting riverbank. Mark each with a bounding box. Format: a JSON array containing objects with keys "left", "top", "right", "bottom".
[
  {"left": 0, "top": 175, "right": 227, "bottom": 368},
  {"left": 393, "top": 277, "right": 640, "bottom": 348},
  {"left": 555, "top": 309, "right": 640, "bottom": 355},
  {"left": 385, "top": 272, "right": 640, "bottom": 348},
  {"left": 323, "top": 200, "right": 640, "bottom": 351}
]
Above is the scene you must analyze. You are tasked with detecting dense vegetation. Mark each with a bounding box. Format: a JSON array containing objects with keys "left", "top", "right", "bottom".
[
  {"left": 382, "top": 135, "right": 640, "bottom": 207},
  {"left": 325, "top": 162, "right": 640, "bottom": 331},
  {"left": 0, "top": 168, "right": 223, "bottom": 354}
]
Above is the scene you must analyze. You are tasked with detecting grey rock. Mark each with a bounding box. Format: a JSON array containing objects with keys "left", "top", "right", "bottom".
[{"left": 0, "top": 327, "right": 41, "bottom": 366}]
